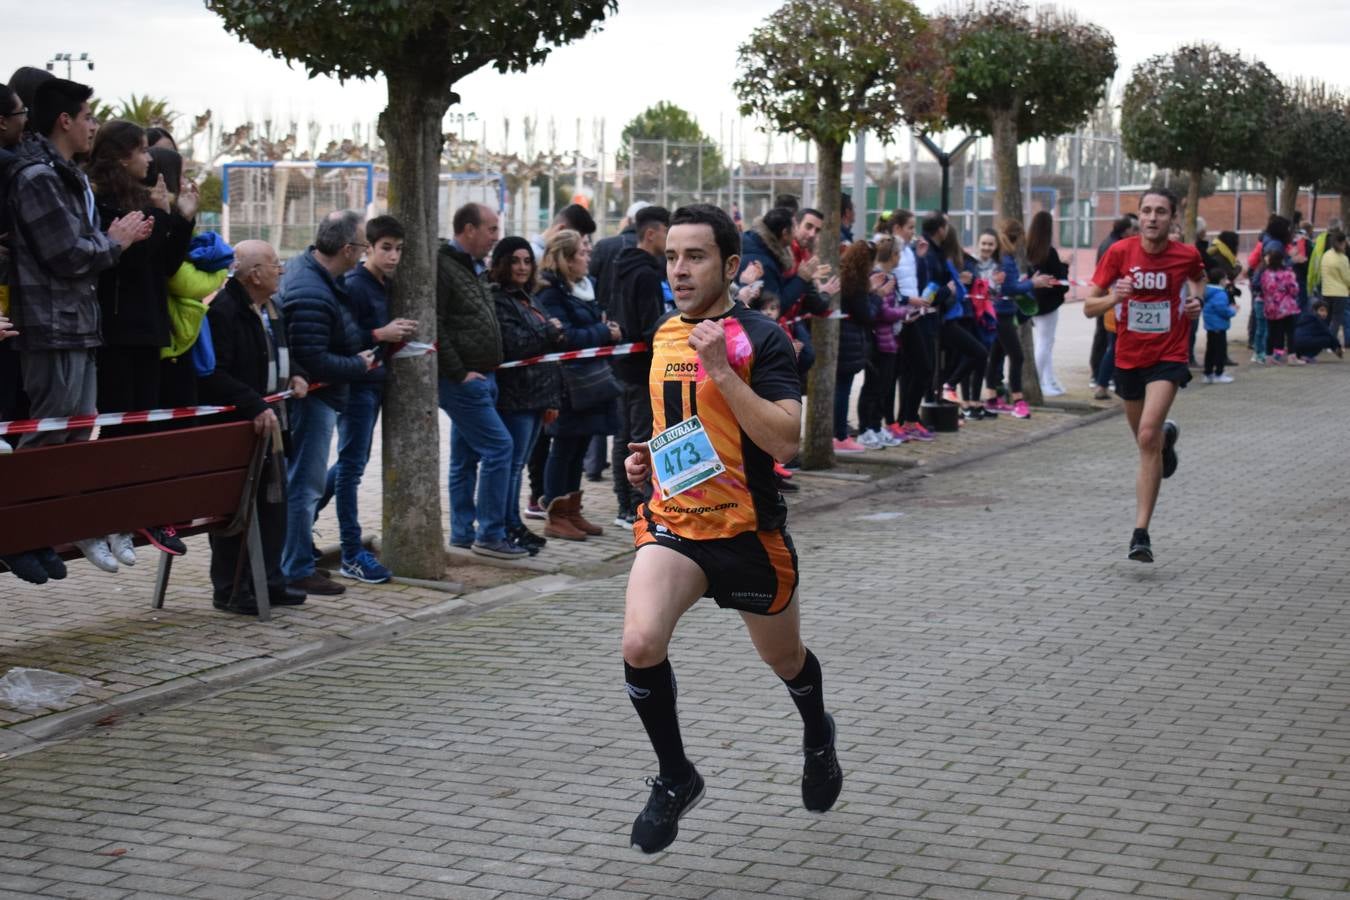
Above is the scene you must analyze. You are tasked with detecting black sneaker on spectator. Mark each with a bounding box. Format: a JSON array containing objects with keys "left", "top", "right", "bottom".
[
  {"left": 630, "top": 767, "right": 705, "bottom": 854},
  {"left": 2, "top": 552, "right": 50, "bottom": 584},
  {"left": 33, "top": 548, "right": 67, "bottom": 580},
  {"left": 613, "top": 511, "right": 637, "bottom": 528},
  {"left": 139, "top": 526, "right": 186, "bottom": 556}
]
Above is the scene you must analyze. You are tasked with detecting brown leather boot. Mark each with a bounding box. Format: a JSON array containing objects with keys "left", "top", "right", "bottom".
[
  {"left": 544, "top": 496, "right": 587, "bottom": 541},
  {"left": 567, "top": 491, "right": 604, "bottom": 536}
]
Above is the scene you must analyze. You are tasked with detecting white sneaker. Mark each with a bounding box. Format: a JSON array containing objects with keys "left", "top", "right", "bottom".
[
  {"left": 1202, "top": 374, "right": 1215, "bottom": 384},
  {"left": 1042, "top": 385, "right": 1066, "bottom": 397},
  {"left": 857, "top": 429, "right": 883, "bottom": 450},
  {"left": 1212, "top": 373, "right": 1234, "bottom": 384},
  {"left": 74, "top": 537, "right": 119, "bottom": 573},
  {"left": 107, "top": 532, "right": 137, "bottom": 567},
  {"left": 876, "top": 427, "right": 903, "bottom": 447}
]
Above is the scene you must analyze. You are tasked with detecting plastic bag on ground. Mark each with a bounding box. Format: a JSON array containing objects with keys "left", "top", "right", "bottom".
[{"left": 0, "top": 667, "right": 86, "bottom": 711}]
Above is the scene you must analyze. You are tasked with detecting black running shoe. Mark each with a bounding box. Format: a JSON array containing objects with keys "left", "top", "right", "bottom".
[
  {"left": 33, "top": 547, "right": 67, "bottom": 580},
  {"left": 1128, "top": 528, "right": 1153, "bottom": 563},
  {"left": 630, "top": 768, "right": 705, "bottom": 854},
  {"left": 1161, "top": 420, "right": 1179, "bottom": 479},
  {"left": 802, "top": 713, "right": 843, "bottom": 812}
]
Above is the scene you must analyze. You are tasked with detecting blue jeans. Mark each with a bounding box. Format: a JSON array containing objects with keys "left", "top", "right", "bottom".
[
  {"left": 282, "top": 396, "right": 339, "bottom": 581},
  {"left": 834, "top": 369, "right": 858, "bottom": 440},
  {"left": 498, "top": 410, "right": 542, "bottom": 531},
  {"left": 1094, "top": 334, "right": 1115, "bottom": 388},
  {"left": 1252, "top": 300, "right": 1268, "bottom": 356},
  {"left": 543, "top": 434, "right": 589, "bottom": 504},
  {"left": 438, "top": 374, "right": 514, "bottom": 545},
  {"left": 320, "top": 382, "right": 382, "bottom": 561}
]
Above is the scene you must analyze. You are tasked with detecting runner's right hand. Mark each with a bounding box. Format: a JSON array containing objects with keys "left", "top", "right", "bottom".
[{"left": 625, "top": 442, "right": 652, "bottom": 487}]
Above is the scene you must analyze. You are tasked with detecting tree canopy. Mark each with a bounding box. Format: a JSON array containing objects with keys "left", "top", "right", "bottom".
[
  {"left": 735, "top": 0, "right": 946, "bottom": 149},
  {"left": 1121, "top": 44, "right": 1281, "bottom": 184},
  {"left": 208, "top": 1, "right": 615, "bottom": 92},
  {"left": 937, "top": 0, "right": 1116, "bottom": 144}
]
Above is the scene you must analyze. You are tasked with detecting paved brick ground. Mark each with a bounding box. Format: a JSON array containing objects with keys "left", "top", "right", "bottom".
[
  {"left": 0, "top": 350, "right": 1345, "bottom": 898},
  {"left": 0, "top": 380, "right": 1084, "bottom": 732}
]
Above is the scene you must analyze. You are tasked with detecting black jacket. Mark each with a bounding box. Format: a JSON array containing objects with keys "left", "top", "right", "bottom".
[
  {"left": 492, "top": 282, "right": 562, "bottom": 413},
  {"left": 609, "top": 245, "right": 666, "bottom": 384},
  {"left": 536, "top": 271, "right": 617, "bottom": 437},
  {"left": 836, "top": 289, "right": 874, "bottom": 376},
  {"left": 1031, "top": 246, "right": 1069, "bottom": 317},
  {"left": 94, "top": 195, "right": 193, "bottom": 347},
  {"left": 198, "top": 277, "right": 306, "bottom": 422},
  {"left": 279, "top": 248, "right": 366, "bottom": 411},
  {"left": 590, "top": 226, "right": 636, "bottom": 314}
]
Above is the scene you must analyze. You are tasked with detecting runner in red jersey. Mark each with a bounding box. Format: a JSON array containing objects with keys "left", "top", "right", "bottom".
[
  {"left": 1085, "top": 188, "right": 1205, "bottom": 563},
  {"left": 619, "top": 204, "right": 841, "bottom": 855}
]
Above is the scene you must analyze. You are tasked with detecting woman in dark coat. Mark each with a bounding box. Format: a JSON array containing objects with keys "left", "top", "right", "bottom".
[
  {"left": 535, "top": 229, "right": 621, "bottom": 539},
  {"left": 488, "top": 236, "right": 564, "bottom": 552},
  {"left": 87, "top": 120, "right": 198, "bottom": 432}
]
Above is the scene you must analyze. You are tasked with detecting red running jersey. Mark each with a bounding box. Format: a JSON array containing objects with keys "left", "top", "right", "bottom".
[{"left": 1091, "top": 236, "right": 1205, "bottom": 369}]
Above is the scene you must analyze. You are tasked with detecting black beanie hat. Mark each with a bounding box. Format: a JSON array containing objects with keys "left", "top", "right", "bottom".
[{"left": 490, "top": 235, "right": 534, "bottom": 270}]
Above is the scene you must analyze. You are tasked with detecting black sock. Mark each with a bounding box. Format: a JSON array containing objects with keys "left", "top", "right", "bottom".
[
  {"left": 624, "top": 658, "right": 692, "bottom": 783},
  {"left": 782, "top": 648, "right": 830, "bottom": 748}
]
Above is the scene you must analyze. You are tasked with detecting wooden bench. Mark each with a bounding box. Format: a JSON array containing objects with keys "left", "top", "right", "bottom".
[{"left": 0, "top": 420, "right": 274, "bottom": 620}]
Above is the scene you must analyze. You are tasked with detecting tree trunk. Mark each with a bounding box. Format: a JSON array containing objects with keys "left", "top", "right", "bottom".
[
  {"left": 1183, "top": 167, "right": 1203, "bottom": 243},
  {"left": 377, "top": 74, "right": 450, "bottom": 578},
  {"left": 1278, "top": 175, "right": 1298, "bottom": 220},
  {"left": 1341, "top": 191, "right": 1350, "bottom": 226},
  {"left": 990, "top": 109, "right": 1023, "bottom": 225},
  {"left": 990, "top": 108, "right": 1041, "bottom": 405},
  {"left": 1264, "top": 176, "right": 1278, "bottom": 221},
  {"left": 801, "top": 138, "right": 843, "bottom": 470}
]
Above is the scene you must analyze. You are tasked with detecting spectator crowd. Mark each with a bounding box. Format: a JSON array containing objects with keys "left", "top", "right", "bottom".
[{"left": 1, "top": 68, "right": 1343, "bottom": 608}]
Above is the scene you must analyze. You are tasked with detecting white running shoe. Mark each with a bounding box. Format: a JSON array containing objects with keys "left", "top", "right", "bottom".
[
  {"left": 1212, "top": 373, "right": 1234, "bottom": 383},
  {"left": 74, "top": 538, "right": 119, "bottom": 573},
  {"left": 876, "top": 427, "right": 903, "bottom": 447},
  {"left": 1202, "top": 374, "right": 1215, "bottom": 384},
  {"left": 107, "top": 533, "right": 137, "bottom": 567},
  {"left": 857, "top": 429, "right": 883, "bottom": 450}
]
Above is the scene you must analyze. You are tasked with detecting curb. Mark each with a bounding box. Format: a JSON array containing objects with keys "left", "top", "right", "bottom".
[{"left": 0, "top": 405, "right": 1123, "bottom": 758}]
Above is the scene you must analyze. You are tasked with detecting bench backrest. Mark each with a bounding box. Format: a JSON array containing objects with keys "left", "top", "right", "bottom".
[{"left": 0, "top": 421, "right": 263, "bottom": 556}]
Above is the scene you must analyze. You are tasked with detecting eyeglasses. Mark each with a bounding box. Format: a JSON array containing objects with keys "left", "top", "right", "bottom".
[
  {"left": 251, "top": 262, "right": 284, "bottom": 272},
  {"left": 1, "top": 107, "right": 28, "bottom": 118},
  {"left": 347, "top": 241, "right": 370, "bottom": 251}
]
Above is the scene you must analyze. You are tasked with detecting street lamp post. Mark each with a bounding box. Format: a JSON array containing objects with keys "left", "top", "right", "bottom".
[{"left": 46, "top": 53, "right": 95, "bottom": 80}]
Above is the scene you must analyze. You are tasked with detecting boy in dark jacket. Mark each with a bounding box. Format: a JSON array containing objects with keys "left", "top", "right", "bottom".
[
  {"left": 199, "top": 240, "right": 311, "bottom": 614},
  {"left": 608, "top": 205, "right": 669, "bottom": 522},
  {"left": 278, "top": 211, "right": 375, "bottom": 596},
  {"left": 319, "top": 215, "right": 417, "bottom": 585}
]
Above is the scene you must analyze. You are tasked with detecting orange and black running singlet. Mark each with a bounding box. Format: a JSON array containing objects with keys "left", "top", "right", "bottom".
[{"left": 644, "top": 302, "right": 801, "bottom": 540}]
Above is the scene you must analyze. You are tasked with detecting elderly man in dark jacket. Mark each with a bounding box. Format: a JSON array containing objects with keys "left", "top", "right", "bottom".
[
  {"left": 198, "top": 239, "right": 311, "bottom": 614},
  {"left": 278, "top": 210, "right": 374, "bottom": 595},
  {"left": 436, "top": 202, "right": 526, "bottom": 560}
]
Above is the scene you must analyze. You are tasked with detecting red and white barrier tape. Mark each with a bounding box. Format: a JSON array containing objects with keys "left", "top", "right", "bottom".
[
  {"left": 497, "top": 341, "right": 649, "bottom": 369},
  {"left": 0, "top": 341, "right": 443, "bottom": 437}
]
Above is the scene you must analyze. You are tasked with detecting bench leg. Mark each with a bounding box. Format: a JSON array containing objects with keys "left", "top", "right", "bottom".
[
  {"left": 246, "top": 511, "right": 271, "bottom": 623},
  {"left": 152, "top": 552, "right": 173, "bottom": 610}
]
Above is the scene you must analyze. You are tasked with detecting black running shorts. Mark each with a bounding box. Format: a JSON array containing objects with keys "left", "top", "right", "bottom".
[
  {"left": 633, "top": 510, "right": 799, "bottom": 616},
  {"left": 1114, "top": 361, "right": 1192, "bottom": 401}
]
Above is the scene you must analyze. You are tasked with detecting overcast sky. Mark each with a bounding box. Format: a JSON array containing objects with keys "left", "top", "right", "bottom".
[{"left": 13, "top": 0, "right": 1349, "bottom": 158}]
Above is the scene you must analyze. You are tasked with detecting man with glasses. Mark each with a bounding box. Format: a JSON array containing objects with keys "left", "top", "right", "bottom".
[
  {"left": 278, "top": 210, "right": 376, "bottom": 596},
  {"left": 199, "top": 240, "right": 312, "bottom": 614}
]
